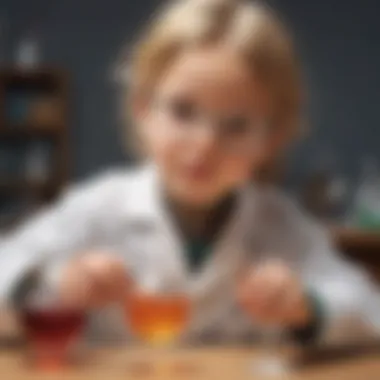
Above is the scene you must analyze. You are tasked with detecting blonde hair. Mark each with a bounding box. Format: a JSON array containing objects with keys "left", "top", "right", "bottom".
[{"left": 118, "top": 0, "right": 303, "bottom": 151}]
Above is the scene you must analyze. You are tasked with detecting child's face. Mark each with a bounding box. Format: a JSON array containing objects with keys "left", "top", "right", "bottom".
[{"left": 139, "top": 47, "right": 273, "bottom": 207}]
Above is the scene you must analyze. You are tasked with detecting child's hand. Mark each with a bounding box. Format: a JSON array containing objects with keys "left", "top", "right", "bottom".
[
  {"left": 237, "top": 260, "right": 311, "bottom": 328},
  {"left": 58, "top": 252, "right": 132, "bottom": 309}
]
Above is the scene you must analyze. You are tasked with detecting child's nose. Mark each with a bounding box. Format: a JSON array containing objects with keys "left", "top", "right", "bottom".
[{"left": 192, "top": 121, "right": 219, "bottom": 152}]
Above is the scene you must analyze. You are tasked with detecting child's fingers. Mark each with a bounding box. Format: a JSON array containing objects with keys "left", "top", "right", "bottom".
[
  {"left": 82, "top": 255, "right": 128, "bottom": 297},
  {"left": 258, "top": 281, "right": 288, "bottom": 315},
  {"left": 237, "top": 262, "right": 306, "bottom": 326},
  {"left": 59, "top": 253, "right": 131, "bottom": 308},
  {"left": 280, "top": 286, "right": 310, "bottom": 327},
  {"left": 80, "top": 254, "right": 131, "bottom": 304},
  {"left": 251, "top": 285, "right": 291, "bottom": 325},
  {"left": 59, "top": 261, "right": 99, "bottom": 308},
  {"left": 259, "top": 282, "right": 309, "bottom": 326},
  {"left": 242, "top": 262, "right": 289, "bottom": 305}
]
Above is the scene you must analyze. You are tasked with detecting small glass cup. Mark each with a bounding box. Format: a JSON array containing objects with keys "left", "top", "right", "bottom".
[
  {"left": 236, "top": 261, "right": 294, "bottom": 378},
  {"left": 250, "top": 327, "right": 292, "bottom": 378},
  {"left": 19, "top": 276, "right": 86, "bottom": 371},
  {"left": 124, "top": 277, "right": 192, "bottom": 375}
]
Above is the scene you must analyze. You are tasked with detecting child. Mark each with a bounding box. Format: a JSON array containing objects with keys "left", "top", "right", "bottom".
[{"left": 1, "top": 0, "right": 379, "bottom": 346}]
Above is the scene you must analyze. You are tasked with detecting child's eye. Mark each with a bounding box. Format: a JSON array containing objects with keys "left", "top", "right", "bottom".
[{"left": 167, "top": 99, "right": 197, "bottom": 123}]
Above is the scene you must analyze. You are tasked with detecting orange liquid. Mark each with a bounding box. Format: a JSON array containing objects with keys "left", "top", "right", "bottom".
[{"left": 126, "top": 293, "right": 190, "bottom": 345}]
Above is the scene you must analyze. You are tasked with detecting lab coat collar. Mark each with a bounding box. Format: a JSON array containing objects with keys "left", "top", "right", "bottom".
[
  {"left": 128, "top": 163, "right": 252, "bottom": 251},
  {"left": 124, "top": 163, "right": 163, "bottom": 222}
]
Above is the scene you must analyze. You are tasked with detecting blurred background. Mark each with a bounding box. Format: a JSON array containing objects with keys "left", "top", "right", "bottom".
[{"left": 0, "top": 0, "right": 379, "bottom": 231}]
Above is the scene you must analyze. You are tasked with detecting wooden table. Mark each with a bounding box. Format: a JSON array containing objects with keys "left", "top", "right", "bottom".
[{"left": 1, "top": 346, "right": 380, "bottom": 380}]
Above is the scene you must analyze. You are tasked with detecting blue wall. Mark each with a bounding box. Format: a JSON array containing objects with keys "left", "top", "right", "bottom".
[{"left": 1, "top": 0, "right": 380, "bottom": 187}]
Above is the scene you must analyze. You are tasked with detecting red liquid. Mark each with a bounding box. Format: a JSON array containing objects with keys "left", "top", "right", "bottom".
[{"left": 21, "top": 307, "right": 85, "bottom": 369}]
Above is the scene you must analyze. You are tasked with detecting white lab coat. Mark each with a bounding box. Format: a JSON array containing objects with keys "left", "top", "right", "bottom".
[{"left": 0, "top": 164, "right": 379, "bottom": 346}]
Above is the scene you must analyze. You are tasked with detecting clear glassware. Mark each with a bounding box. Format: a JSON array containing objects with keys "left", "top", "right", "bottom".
[
  {"left": 19, "top": 266, "right": 86, "bottom": 371},
  {"left": 123, "top": 274, "right": 192, "bottom": 375},
  {"left": 237, "top": 257, "right": 295, "bottom": 378},
  {"left": 250, "top": 327, "right": 291, "bottom": 378}
]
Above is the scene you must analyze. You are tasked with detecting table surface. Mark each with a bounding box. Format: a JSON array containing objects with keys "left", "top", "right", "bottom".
[
  {"left": 1, "top": 226, "right": 380, "bottom": 380},
  {"left": 1, "top": 346, "right": 380, "bottom": 380}
]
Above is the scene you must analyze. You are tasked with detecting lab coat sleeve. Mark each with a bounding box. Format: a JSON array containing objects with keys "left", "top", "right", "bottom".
[
  {"left": 0, "top": 171, "right": 121, "bottom": 308},
  {"left": 296, "top": 212, "right": 380, "bottom": 345}
]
